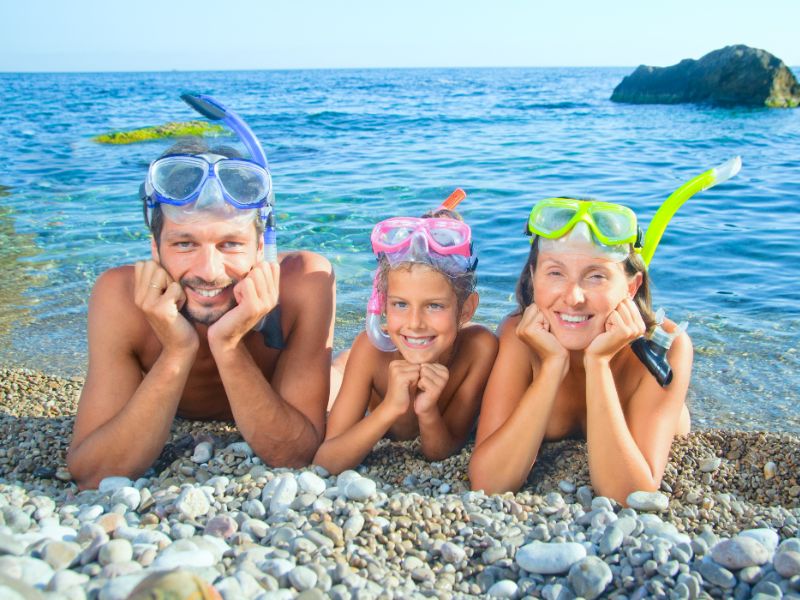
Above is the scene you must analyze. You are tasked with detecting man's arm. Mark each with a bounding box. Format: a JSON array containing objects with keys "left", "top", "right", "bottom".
[
  {"left": 210, "top": 251, "right": 334, "bottom": 467},
  {"left": 67, "top": 265, "right": 198, "bottom": 489}
]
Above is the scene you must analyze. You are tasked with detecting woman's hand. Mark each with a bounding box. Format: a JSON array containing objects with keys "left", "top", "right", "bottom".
[
  {"left": 586, "top": 297, "right": 646, "bottom": 362},
  {"left": 133, "top": 260, "right": 198, "bottom": 355},
  {"left": 413, "top": 363, "right": 449, "bottom": 417},
  {"left": 515, "top": 304, "right": 569, "bottom": 368}
]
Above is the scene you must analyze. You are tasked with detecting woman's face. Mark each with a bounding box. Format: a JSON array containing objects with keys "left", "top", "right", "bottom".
[{"left": 532, "top": 251, "right": 640, "bottom": 351}]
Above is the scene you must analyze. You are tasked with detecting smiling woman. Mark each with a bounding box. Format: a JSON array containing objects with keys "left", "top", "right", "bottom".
[{"left": 468, "top": 198, "right": 692, "bottom": 503}]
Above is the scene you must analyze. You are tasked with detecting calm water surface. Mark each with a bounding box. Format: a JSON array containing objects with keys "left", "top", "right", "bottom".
[{"left": 0, "top": 68, "right": 798, "bottom": 432}]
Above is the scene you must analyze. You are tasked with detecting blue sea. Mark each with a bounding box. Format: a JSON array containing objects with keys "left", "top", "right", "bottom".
[{"left": 0, "top": 68, "right": 798, "bottom": 433}]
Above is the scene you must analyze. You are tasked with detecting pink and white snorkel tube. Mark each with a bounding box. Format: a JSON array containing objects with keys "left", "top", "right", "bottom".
[{"left": 365, "top": 189, "right": 469, "bottom": 352}]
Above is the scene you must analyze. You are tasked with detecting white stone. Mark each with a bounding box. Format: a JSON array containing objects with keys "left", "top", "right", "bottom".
[
  {"left": 345, "top": 478, "right": 377, "bottom": 501},
  {"left": 297, "top": 471, "right": 327, "bottom": 496},
  {"left": 440, "top": 541, "right": 466, "bottom": 564},
  {"left": 487, "top": 580, "right": 518, "bottom": 599},
  {"left": 516, "top": 541, "right": 587, "bottom": 574},
  {"left": 269, "top": 475, "right": 298, "bottom": 514},
  {"left": 98, "top": 477, "right": 134, "bottom": 494},
  {"left": 151, "top": 548, "right": 215, "bottom": 570},
  {"left": 110, "top": 487, "right": 140, "bottom": 511},
  {"left": 626, "top": 491, "right": 669, "bottom": 512},
  {"left": 174, "top": 487, "right": 211, "bottom": 520}
]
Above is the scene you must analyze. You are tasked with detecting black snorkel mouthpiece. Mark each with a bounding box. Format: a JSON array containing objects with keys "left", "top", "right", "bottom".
[
  {"left": 631, "top": 338, "right": 673, "bottom": 387},
  {"left": 630, "top": 310, "right": 687, "bottom": 387}
]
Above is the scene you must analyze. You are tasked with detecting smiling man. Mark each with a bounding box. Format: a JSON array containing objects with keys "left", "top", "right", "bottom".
[{"left": 67, "top": 96, "right": 334, "bottom": 489}]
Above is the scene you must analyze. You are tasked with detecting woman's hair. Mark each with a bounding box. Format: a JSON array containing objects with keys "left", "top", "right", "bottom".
[
  {"left": 514, "top": 238, "right": 656, "bottom": 332},
  {"left": 144, "top": 138, "right": 265, "bottom": 245},
  {"left": 375, "top": 207, "right": 477, "bottom": 318}
]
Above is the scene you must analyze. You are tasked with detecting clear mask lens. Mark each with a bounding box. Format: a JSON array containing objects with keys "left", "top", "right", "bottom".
[{"left": 537, "top": 221, "right": 629, "bottom": 262}]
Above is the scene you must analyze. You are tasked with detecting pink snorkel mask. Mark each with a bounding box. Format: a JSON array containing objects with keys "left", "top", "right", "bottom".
[{"left": 366, "top": 189, "right": 476, "bottom": 352}]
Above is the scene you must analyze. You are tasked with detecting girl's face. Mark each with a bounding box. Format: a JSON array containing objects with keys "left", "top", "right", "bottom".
[
  {"left": 532, "top": 252, "right": 641, "bottom": 351},
  {"left": 385, "top": 265, "right": 462, "bottom": 364}
]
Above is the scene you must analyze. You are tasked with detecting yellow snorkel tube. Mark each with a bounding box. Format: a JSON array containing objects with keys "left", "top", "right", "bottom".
[
  {"left": 631, "top": 156, "right": 741, "bottom": 386},
  {"left": 641, "top": 156, "right": 742, "bottom": 266}
]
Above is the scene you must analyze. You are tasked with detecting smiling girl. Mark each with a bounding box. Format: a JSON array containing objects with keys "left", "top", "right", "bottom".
[
  {"left": 314, "top": 196, "right": 497, "bottom": 474},
  {"left": 469, "top": 198, "right": 693, "bottom": 503}
]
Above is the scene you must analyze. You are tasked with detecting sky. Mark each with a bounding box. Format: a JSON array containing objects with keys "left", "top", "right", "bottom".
[{"left": 2, "top": 0, "right": 799, "bottom": 72}]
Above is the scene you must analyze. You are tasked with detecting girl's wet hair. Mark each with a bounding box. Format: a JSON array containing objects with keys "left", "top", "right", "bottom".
[
  {"left": 515, "top": 238, "right": 656, "bottom": 332},
  {"left": 145, "top": 137, "right": 265, "bottom": 244},
  {"left": 376, "top": 206, "right": 476, "bottom": 318}
]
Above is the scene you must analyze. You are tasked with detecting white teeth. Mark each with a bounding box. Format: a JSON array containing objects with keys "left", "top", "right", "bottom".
[
  {"left": 405, "top": 337, "right": 433, "bottom": 346},
  {"left": 560, "top": 313, "right": 589, "bottom": 323},
  {"left": 195, "top": 288, "right": 223, "bottom": 298}
]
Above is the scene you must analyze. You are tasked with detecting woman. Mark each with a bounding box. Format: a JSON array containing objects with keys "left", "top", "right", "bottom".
[{"left": 469, "top": 197, "right": 692, "bottom": 503}]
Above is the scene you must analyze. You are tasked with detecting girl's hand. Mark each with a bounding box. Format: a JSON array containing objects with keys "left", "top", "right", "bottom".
[
  {"left": 384, "top": 360, "right": 420, "bottom": 417},
  {"left": 586, "top": 297, "right": 646, "bottom": 362},
  {"left": 515, "top": 304, "right": 568, "bottom": 364},
  {"left": 413, "top": 363, "right": 449, "bottom": 416},
  {"left": 134, "top": 260, "right": 198, "bottom": 354}
]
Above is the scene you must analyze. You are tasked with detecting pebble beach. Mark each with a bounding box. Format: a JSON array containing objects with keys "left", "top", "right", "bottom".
[{"left": 1, "top": 366, "right": 799, "bottom": 599}]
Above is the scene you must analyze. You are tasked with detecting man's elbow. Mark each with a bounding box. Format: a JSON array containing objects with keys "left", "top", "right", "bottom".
[
  {"left": 253, "top": 429, "right": 322, "bottom": 469},
  {"left": 66, "top": 445, "right": 146, "bottom": 491}
]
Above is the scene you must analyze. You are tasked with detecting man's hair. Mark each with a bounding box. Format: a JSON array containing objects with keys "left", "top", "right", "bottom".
[{"left": 144, "top": 138, "right": 265, "bottom": 247}]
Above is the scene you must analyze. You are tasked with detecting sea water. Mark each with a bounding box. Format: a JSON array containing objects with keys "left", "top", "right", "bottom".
[{"left": 0, "top": 68, "right": 798, "bottom": 432}]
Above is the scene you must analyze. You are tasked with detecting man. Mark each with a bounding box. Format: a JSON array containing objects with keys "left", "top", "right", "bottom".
[{"left": 67, "top": 95, "right": 334, "bottom": 489}]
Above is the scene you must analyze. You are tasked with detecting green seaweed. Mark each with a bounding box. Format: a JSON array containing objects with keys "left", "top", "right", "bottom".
[
  {"left": 0, "top": 185, "right": 10, "bottom": 197},
  {"left": 93, "top": 120, "right": 225, "bottom": 145}
]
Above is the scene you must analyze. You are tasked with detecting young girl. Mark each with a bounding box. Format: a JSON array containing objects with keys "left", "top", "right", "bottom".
[
  {"left": 469, "top": 195, "right": 696, "bottom": 503},
  {"left": 314, "top": 193, "right": 498, "bottom": 474}
]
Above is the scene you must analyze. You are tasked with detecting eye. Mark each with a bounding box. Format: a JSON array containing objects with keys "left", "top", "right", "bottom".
[
  {"left": 221, "top": 241, "right": 245, "bottom": 250},
  {"left": 390, "top": 301, "right": 407, "bottom": 309},
  {"left": 173, "top": 241, "right": 195, "bottom": 250},
  {"left": 428, "top": 303, "right": 445, "bottom": 311},
  {"left": 546, "top": 269, "right": 564, "bottom": 277}
]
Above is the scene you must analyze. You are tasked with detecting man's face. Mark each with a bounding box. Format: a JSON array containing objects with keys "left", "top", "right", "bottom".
[{"left": 153, "top": 216, "right": 262, "bottom": 325}]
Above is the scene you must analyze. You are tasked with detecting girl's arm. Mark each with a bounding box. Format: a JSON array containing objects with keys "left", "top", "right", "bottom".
[
  {"left": 415, "top": 325, "right": 498, "bottom": 461},
  {"left": 312, "top": 332, "right": 409, "bottom": 475},
  {"left": 468, "top": 309, "right": 568, "bottom": 494},
  {"left": 585, "top": 321, "right": 693, "bottom": 503}
]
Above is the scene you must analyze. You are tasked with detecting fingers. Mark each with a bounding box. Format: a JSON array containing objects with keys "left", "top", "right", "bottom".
[
  {"left": 612, "top": 298, "right": 646, "bottom": 338},
  {"left": 134, "top": 260, "right": 172, "bottom": 308},
  {"left": 235, "top": 261, "right": 280, "bottom": 314},
  {"left": 418, "top": 363, "right": 449, "bottom": 391}
]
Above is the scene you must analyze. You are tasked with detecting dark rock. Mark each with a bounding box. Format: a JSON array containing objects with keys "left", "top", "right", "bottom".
[{"left": 611, "top": 45, "right": 800, "bottom": 108}]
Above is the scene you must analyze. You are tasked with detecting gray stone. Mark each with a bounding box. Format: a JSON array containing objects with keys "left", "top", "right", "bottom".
[
  {"left": 697, "top": 558, "right": 736, "bottom": 589},
  {"left": 739, "top": 529, "right": 780, "bottom": 556},
  {"left": 0, "top": 532, "right": 25, "bottom": 556},
  {"left": 516, "top": 541, "right": 586, "bottom": 574},
  {"left": 289, "top": 565, "right": 318, "bottom": 591},
  {"left": 599, "top": 525, "right": 624, "bottom": 555},
  {"left": 46, "top": 569, "right": 90, "bottom": 592},
  {"left": 97, "top": 477, "right": 133, "bottom": 494},
  {"left": 568, "top": 556, "right": 612, "bottom": 599},
  {"left": 627, "top": 491, "right": 669, "bottom": 512},
  {"left": 270, "top": 476, "right": 298, "bottom": 514},
  {"left": 711, "top": 537, "right": 770, "bottom": 569},
  {"left": 440, "top": 541, "right": 466, "bottom": 564},
  {"left": 0, "top": 556, "right": 55, "bottom": 587},
  {"left": 775, "top": 551, "right": 800, "bottom": 578}
]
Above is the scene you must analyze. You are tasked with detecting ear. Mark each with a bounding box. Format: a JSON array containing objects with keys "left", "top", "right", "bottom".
[
  {"left": 628, "top": 271, "right": 643, "bottom": 298},
  {"left": 459, "top": 292, "right": 479, "bottom": 326},
  {"left": 150, "top": 237, "right": 160, "bottom": 263}
]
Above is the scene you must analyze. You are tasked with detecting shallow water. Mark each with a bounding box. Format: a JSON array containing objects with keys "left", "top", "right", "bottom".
[{"left": 0, "top": 68, "right": 798, "bottom": 432}]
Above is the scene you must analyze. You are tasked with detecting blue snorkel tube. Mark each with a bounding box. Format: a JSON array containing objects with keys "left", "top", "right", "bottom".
[{"left": 180, "top": 93, "right": 278, "bottom": 264}]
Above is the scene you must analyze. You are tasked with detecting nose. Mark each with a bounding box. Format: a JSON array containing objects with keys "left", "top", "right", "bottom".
[
  {"left": 193, "top": 244, "right": 227, "bottom": 284},
  {"left": 564, "top": 281, "right": 586, "bottom": 306},
  {"left": 407, "top": 305, "right": 425, "bottom": 330}
]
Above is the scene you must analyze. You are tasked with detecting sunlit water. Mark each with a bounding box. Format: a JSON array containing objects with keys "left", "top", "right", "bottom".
[{"left": 0, "top": 68, "right": 798, "bottom": 432}]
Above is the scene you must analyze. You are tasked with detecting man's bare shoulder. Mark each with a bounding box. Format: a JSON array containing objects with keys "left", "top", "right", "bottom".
[
  {"left": 88, "top": 265, "right": 149, "bottom": 341},
  {"left": 278, "top": 251, "right": 334, "bottom": 310}
]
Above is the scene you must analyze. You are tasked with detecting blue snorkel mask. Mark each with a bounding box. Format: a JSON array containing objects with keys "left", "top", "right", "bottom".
[{"left": 141, "top": 94, "right": 278, "bottom": 263}]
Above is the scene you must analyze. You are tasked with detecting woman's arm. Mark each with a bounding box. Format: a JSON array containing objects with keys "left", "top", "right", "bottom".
[
  {"left": 312, "top": 333, "right": 408, "bottom": 474},
  {"left": 469, "top": 310, "right": 568, "bottom": 493},
  {"left": 584, "top": 308, "right": 693, "bottom": 502},
  {"left": 415, "top": 326, "right": 498, "bottom": 460}
]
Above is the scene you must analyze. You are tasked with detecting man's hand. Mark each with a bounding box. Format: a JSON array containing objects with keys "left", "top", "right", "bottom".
[
  {"left": 585, "top": 297, "right": 646, "bottom": 362},
  {"left": 134, "top": 260, "right": 198, "bottom": 354},
  {"left": 414, "top": 363, "right": 449, "bottom": 416},
  {"left": 384, "top": 360, "right": 421, "bottom": 417},
  {"left": 208, "top": 261, "right": 280, "bottom": 351}
]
